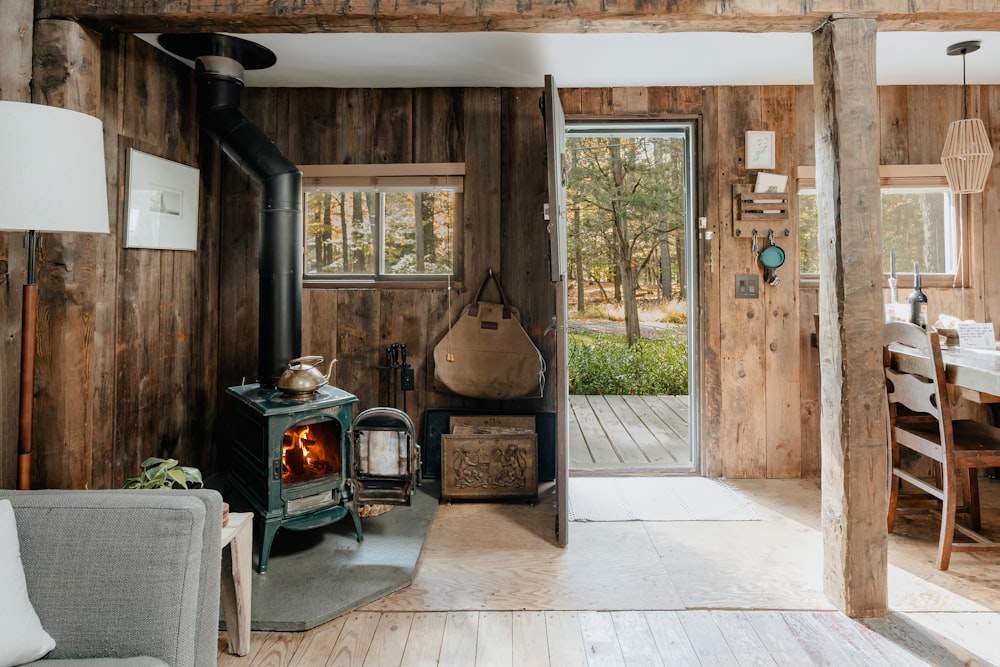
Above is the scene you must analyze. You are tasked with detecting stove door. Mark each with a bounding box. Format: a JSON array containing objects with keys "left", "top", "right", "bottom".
[{"left": 352, "top": 407, "right": 420, "bottom": 506}]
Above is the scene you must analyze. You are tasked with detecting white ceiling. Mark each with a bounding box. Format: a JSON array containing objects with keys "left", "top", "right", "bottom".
[{"left": 142, "top": 31, "right": 1000, "bottom": 88}]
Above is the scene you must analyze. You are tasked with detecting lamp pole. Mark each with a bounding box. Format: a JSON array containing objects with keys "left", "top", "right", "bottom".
[
  {"left": 1, "top": 100, "right": 110, "bottom": 490},
  {"left": 17, "top": 230, "right": 38, "bottom": 490}
]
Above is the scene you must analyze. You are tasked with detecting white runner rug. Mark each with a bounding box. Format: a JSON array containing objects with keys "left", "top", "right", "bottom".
[{"left": 567, "top": 476, "right": 762, "bottom": 522}]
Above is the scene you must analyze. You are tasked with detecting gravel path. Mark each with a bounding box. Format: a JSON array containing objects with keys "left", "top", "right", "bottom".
[{"left": 567, "top": 318, "right": 684, "bottom": 341}]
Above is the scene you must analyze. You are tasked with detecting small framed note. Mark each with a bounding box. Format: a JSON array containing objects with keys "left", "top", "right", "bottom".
[{"left": 957, "top": 322, "right": 996, "bottom": 350}]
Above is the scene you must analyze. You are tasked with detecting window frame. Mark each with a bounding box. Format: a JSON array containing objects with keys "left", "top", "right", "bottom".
[
  {"left": 795, "top": 164, "right": 970, "bottom": 289},
  {"left": 300, "top": 163, "right": 465, "bottom": 288}
]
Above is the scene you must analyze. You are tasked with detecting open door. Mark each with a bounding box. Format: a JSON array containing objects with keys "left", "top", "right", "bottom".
[
  {"left": 352, "top": 407, "right": 420, "bottom": 507},
  {"left": 544, "top": 74, "right": 570, "bottom": 546}
]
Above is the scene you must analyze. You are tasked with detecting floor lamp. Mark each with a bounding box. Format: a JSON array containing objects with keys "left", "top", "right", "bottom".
[{"left": 0, "top": 102, "right": 110, "bottom": 490}]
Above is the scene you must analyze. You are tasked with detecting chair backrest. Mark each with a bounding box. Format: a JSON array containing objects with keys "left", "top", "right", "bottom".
[{"left": 883, "top": 321, "right": 954, "bottom": 454}]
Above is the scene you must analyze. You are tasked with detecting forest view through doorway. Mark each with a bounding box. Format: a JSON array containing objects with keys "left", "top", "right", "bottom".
[{"left": 565, "top": 123, "right": 696, "bottom": 474}]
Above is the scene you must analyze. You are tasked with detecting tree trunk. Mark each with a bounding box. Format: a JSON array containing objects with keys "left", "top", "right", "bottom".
[
  {"left": 340, "top": 193, "right": 349, "bottom": 273},
  {"left": 677, "top": 226, "right": 686, "bottom": 299},
  {"left": 660, "top": 236, "right": 672, "bottom": 299},
  {"left": 574, "top": 208, "right": 584, "bottom": 313},
  {"left": 320, "top": 194, "right": 332, "bottom": 269},
  {"left": 919, "top": 193, "right": 934, "bottom": 272},
  {"left": 620, "top": 257, "right": 641, "bottom": 346},
  {"left": 415, "top": 194, "right": 425, "bottom": 272}
]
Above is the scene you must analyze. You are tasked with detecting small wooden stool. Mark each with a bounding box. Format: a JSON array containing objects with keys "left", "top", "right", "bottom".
[{"left": 220, "top": 512, "right": 253, "bottom": 655}]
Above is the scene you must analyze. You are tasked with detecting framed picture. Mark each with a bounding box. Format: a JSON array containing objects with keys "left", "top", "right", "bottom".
[
  {"left": 745, "top": 130, "right": 776, "bottom": 170},
  {"left": 125, "top": 148, "right": 200, "bottom": 250}
]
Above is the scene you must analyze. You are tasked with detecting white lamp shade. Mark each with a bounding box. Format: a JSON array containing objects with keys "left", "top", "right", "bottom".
[
  {"left": 0, "top": 101, "right": 110, "bottom": 233},
  {"left": 941, "top": 117, "right": 995, "bottom": 195}
]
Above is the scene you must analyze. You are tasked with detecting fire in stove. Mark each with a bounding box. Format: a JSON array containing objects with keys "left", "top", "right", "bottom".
[{"left": 281, "top": 421, "right": 341, "bottom": 484}]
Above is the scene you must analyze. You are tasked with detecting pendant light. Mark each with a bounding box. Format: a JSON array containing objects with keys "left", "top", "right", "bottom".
[{"left": 941, "top": 40, "right": 994, "bottom": 194}]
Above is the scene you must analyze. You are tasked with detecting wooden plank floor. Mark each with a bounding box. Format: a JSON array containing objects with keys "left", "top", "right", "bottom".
[
  {"left": 570, "top": 395, "right": 692, "bottom": 472},
  {"left": 218, "top": 479, "right": 1000, "bottom": 666},
  {"left": 219, "top": 609, "right": 995, "bottom": 666}
]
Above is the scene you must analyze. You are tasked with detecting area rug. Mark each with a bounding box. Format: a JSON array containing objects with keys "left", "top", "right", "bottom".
[
  {"left": 567, "top": 476, "right": 762, "bottom": 522},
  {"left": 233, "top": 483, "right": 438, "bottom": 632}
]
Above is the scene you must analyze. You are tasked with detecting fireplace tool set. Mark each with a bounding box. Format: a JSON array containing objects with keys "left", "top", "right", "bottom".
[{"left": 380, "top": 342, "right": 415, "bottom": 410}]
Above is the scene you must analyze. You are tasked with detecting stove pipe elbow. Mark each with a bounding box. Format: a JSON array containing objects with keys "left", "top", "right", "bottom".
[{"left": 195, "top": 55, "right": 303, "bottom": 387}]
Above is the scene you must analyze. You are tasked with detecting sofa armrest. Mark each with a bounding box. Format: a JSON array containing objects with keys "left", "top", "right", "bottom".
[{"left": 0, "top": 489, "right": 222, "bottom": 667}]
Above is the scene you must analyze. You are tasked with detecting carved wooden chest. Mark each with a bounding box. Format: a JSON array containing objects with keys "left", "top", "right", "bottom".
[{"left": 440, "top": 416, "right": 538, "bottom": 502}]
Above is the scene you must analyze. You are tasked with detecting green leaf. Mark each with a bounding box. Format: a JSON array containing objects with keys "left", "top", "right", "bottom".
[
  {"left": 167, "top": 468, "right": 188, "bottom": 488},
  {"left": 180, "top": 467, "right": 204, "bottom": 488}
]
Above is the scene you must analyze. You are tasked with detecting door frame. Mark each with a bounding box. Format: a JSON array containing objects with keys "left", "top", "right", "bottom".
[{"left": 559, "top": 117, "right": 703, "bottom": 474}]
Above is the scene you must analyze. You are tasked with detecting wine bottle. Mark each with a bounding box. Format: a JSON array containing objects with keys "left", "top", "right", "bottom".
[{"left": 908, "top": 262, "right": 928, "bottom": 329}]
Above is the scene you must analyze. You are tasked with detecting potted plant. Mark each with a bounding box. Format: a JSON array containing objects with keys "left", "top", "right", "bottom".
[{"left": 123, "top": 457, "right": 204, "bottom": 490}]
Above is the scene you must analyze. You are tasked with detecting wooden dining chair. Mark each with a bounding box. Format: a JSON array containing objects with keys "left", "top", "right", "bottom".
[{"left": 883, "top": 321, "right": 1000, "bottom": 570}]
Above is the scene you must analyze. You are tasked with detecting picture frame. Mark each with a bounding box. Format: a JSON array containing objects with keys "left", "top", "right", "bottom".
[
  {"left": 125, "top": 148, "right": 200, "bottom": 250},
  {"left": 745, "top": 130, "right": 776, "bottom": 170}
]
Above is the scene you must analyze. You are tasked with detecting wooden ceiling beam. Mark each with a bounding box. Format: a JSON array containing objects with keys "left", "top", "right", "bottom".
[{"left": 33, "top": 1, "right": 1000, "bottom": 34}]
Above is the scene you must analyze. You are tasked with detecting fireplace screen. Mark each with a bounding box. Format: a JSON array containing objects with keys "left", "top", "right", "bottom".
[{"left": 282, "top": 420, "right": 341, "bottom": 485}]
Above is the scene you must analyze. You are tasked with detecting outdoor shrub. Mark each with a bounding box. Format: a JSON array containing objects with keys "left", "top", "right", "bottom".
[{"left": 568, "top": 333, "right": 688, "bottom": 395}]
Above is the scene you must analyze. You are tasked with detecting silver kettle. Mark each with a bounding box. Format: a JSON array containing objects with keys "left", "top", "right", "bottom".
[{"left": 276, "top": 356, "right": 335, "bottom": 394}]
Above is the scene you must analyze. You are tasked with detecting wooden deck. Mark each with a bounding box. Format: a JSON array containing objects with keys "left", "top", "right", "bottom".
[{"left": 570, "top": 395, "right": 692, "bottom": 473}]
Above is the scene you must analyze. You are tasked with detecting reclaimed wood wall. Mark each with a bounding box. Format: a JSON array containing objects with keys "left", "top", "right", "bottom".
[
  {"left": 0, "top": 31, "right": 216, "bottom": 490},
  {"left": 3, "top": 29, "right": 999, "bottom": 488},
  {"left": 217, "top": 88, "right": 554, "bottom": 456},
  {"left": 557, "top": 83, "right": 995, "bottom": 478}
]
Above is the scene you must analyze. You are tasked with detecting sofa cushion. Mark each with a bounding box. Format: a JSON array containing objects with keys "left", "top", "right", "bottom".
[
  {"left": 5, "top": 491, "right": 207, "bottom": 666},
  {"left": 0, "top": 499, "right": 56, "bottom": 667}
]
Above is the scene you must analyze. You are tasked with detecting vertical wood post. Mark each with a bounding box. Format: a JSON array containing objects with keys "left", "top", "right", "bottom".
[
  {"left": 30, "top": 20, "right": 104, "bottom": 489},
  {"left": 813, "top": 17, "right": 889, "bottom": 617}
]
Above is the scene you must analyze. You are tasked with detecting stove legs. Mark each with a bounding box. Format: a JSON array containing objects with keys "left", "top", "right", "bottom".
[
  {"left": 255, "top": 503, "right": 364, "bottom": 574},
  {"left": 257, "top": 517, "right": 281, "bottom": 574},
  {"left": 348, "top": 502, "right": 364, "bottom": 542}
]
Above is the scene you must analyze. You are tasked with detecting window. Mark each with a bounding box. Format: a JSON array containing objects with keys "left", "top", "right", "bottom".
[
  {"left": 796, "top": 165, "right": 964, "bottom": 286},
  {"left": 300, "top": 164, "right": 463, "bottom": 282}
]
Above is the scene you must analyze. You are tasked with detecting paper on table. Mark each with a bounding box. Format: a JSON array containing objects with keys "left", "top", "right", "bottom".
[{"left": 957, "top": 322, "right": 997, "bottom": 350}]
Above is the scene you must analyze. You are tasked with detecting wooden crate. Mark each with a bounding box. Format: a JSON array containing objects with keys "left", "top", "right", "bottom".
[
  {"left": 440, "top": 432, "right": 538, "bottom": 502},
  {"left": 732, "top": 183, "right": 790, "bottom": 238},
  {"left": 449, "top": 415, "right": 535, "bottom": 434}
]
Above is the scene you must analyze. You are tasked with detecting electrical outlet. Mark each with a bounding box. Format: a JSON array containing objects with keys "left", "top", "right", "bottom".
[
  {"left": 401, "top": 366, "right": 415, "bottom": 391},
  {"left": 736, "top": 274, "right": 759, "bottom": 299}
]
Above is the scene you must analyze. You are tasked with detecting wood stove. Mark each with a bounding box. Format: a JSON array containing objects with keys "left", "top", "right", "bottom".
[
  {"left": 226, "top": 383, "right": 419, "bottom": 573},
  {"left": 160, "top": 33, "right": 420, "bottom": 573}
]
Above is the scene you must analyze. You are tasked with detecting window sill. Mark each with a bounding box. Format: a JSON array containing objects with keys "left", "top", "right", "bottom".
[
  {"left": 304, "top": 278, "right": 465, "bottom": 291},
  {"left": 798, "top": 275, "right": 968, "bottom": 290}
]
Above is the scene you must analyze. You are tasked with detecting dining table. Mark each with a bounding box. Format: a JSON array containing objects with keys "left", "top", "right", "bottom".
[{"left": 889, "top": 343, "right": 1000, "bottom": 404}]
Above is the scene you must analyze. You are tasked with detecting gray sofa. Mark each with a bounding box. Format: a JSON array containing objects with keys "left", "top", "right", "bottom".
[{"left": 0, "top": 489, "right": 222, "bottom": 667}]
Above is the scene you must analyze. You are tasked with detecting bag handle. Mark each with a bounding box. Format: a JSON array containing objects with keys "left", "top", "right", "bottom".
[{"left": 467, "top": 268, "right": 512, "bottom": 319}]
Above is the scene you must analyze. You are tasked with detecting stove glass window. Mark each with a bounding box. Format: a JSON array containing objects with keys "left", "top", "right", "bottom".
[{"left": 282, "top": 419, "right": 342, "bottom": 484}]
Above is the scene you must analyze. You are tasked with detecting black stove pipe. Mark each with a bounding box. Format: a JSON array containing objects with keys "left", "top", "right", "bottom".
[{"left": 193, "top": 55, "right": 302, "bottom": 387}]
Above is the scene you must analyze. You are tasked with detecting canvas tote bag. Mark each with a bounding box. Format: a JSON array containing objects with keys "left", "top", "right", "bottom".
[{"left": 433, "top": 269, "right": 545, "bottom": 399}]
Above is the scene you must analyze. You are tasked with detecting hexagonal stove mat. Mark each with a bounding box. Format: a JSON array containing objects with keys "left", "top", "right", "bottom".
[{"left": 227, "top": 483, "right": 437, "bottom": 632}]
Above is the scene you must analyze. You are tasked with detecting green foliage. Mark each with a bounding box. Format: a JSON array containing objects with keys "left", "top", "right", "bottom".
[
  {"left": 304, "top": 189, "right": 455, "bottom": 276},
  {"left": 799, "top": 187, "right": 952, "bottom": 275},
  {"left": 566, "top": 131, "right": 690, "bottom": 341},
  {"left": 123, "top": 457, "right": 204, "bottom": 490},
  {"left": 568, "top": 333, "right": 688, "bottom": 395}
]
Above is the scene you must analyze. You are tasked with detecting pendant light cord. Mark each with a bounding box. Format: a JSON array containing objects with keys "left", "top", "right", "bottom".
[{"left": 962, "top": 49, "right": 968, "bottom": 120}]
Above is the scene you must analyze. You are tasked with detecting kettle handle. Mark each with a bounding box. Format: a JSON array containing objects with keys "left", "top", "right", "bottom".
[{"left": 288, "top": 355, "right": 323, "bottom": 369}]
